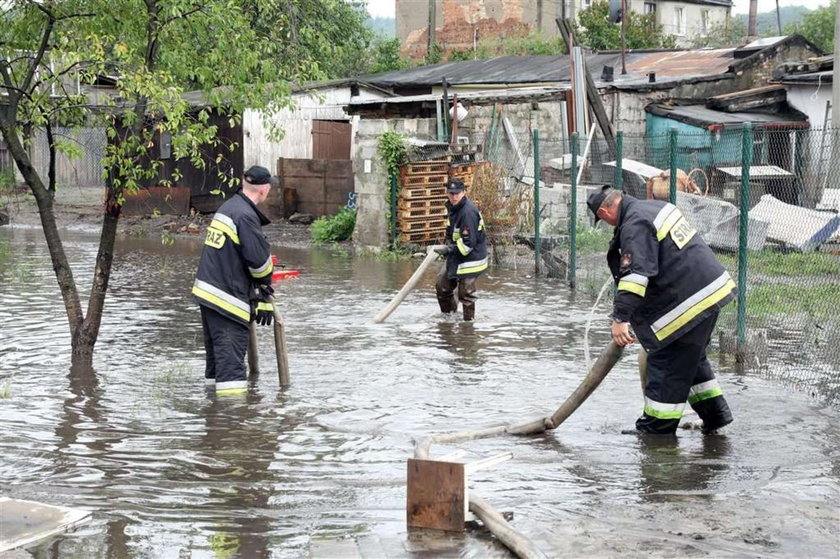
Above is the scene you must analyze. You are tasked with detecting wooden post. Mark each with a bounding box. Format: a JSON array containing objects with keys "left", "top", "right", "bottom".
[
  {"left": 247, "top": 322, "right": 259, "bottom": 377},
  {"left": 271, "top": 296, "right": 290, "bottom": 386}
]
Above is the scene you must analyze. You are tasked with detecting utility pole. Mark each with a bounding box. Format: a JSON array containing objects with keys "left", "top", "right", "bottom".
[
  {"left": 620, "top": 0, "right": 627, "bottom": 75},
  {"left": 747, "top": 0, "right": 758, "bottom": 38},
  {"left": 775, "top": 0, "right": 782, "bottom": 35},
  {"left": 427, "top": 0, "right": 436, "bottom": 58}
]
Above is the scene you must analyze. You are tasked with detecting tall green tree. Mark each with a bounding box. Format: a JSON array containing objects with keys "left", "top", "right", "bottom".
[
  {"left": 0, "top": 0, "right": 338, "bottom": 369},
  {"left": 784, "top": 0, "right": 835, "bottom": 52},
  {"left": 692, "top": 18, "right": 748, "bottom": 48},
  {"left": 575, "top": 0, "right": 676, "bottom": 50}
]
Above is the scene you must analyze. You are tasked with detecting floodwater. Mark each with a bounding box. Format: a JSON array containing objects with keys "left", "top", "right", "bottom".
[{"left": 0, "top": 225, "right": 838, "bottom": 558}]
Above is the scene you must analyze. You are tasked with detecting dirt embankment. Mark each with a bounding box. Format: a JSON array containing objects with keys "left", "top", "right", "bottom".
[{"left": 1, "top": 185, "right": 315, "bottom": 248}]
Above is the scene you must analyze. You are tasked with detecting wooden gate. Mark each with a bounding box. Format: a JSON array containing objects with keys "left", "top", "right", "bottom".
[
  {"left": 311, "top": 120, "right": 351, "bottom": 160},
  {"left": 265, "top": 158, "right": 353, "bottom": 219}
]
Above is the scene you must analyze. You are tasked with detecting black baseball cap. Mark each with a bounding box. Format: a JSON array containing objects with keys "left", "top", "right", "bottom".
[
  {"left": 446, "top": 178, "right": 466, "bottom": 193},
  {"left": 587, "top": 185, "right": 614, "bottom": 223},
  {"left": 244, "top": 165, "right": 278, "bottom": 187}
]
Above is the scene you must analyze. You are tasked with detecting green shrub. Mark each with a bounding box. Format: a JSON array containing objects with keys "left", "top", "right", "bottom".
[{"left": 310, "top": 207, "right": 356, "bottom": 244}]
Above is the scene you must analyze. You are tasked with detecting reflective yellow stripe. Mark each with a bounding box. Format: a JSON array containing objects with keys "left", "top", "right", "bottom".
[
  {"left": 456, "top": 238, "right": 471, "bottom": 256},
  {"left": 249, "top": 256, "right": 273, "bottom": 279},
  {"left": 210, "top": 219, "right": 240, "bottom": 245},
  {"left": 216, "top": 388, "right": 247, "bottom": 396},
  {"left": 255, "top": 302, "right": 274, "bottom": 311},
  {"left": 618, "top": 281, "right": 646, "bottom": 297},
  {"left": 456, "top": 260, "right": 488, "bottom": 275},
  {"left": 654, "top": 279, "right": 736, "bottom": 341},
  {"left": 192, "top": 286, "right": 251, "bottom": 322},
  {"left": 656, "top": 208, "right": 683, "bottom": 241}
]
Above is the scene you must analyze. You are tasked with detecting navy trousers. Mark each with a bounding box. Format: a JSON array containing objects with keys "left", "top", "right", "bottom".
[{"left": 200, "top": 306, "right": 249, "bottom": 385}]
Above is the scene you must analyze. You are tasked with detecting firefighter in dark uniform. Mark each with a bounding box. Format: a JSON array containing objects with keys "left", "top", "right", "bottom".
[
  {"left": 434, "top": 178, "right": 488, "bottom": 321},
  {"left": 587, "top": 186, "right": 735, "bottom": 435},
  {"left": 193, "top": 165, "right": 277, "bottom": 395}
]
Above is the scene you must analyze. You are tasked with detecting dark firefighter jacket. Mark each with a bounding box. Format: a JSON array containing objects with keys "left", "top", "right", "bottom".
[
  {"left": 608, "top": 195, "right": 736, "bottom": 352},
  {"left": 193, "top": 191, "right": 273, "bottom": 326},
  {"left": 445, "top": 196, "right": 488, "bottom": 279}
]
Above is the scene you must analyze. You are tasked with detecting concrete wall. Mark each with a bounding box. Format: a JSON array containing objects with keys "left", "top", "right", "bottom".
[
  {"left": 397, "top": 0, "right": 572, "bottom": 60},
  {"left": 642, "top": 1, "right": 730, "bottom": 47}
]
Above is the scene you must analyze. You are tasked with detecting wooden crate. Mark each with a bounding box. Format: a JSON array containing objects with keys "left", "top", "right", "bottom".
[
  {"left": 402, "top": 173, "right": 448, "bottom": 187},
  {"left": 398, "top": 205, "right": 448, "bottom": 220},
  {"left": 402, "top": 161, "right": 450, "bottom": 176},
  {"left": 399, "top": 228, "right": 447, "bottom": 244},
  {"left": 399, "top": 217, "right": 447, "bottom": 233},
  {"left": 398, "top": 197, "right": 446, "bottom": 210},
  {"left": 400, "top": 185, "right": 447, "bottom": 199}
]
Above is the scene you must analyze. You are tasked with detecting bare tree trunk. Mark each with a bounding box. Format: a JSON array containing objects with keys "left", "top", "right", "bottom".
[{"left": 747, "top": 0, "right": 758, "bottom": 37}]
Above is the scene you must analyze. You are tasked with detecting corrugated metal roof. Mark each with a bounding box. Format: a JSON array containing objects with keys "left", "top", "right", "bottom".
[
  {"left": 647, "top": 102, "right": 808, "bottom": 128},
  {"left": 624, "top": 48, "right": 735, "bottom": 77}
]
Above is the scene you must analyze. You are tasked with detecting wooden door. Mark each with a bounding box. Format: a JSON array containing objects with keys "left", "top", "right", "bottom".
[{"left": 311, "top": 120, "right": 351, "bottom": 160}]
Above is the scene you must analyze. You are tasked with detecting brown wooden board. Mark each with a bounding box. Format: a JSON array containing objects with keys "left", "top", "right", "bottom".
[
  {"left": 122, "top": 186, "right": 191, "bottom": 216},
  {"left": 406, "top": 459, "right": 465, "bottom": 532},
  {"left": 400, "top": 185, "right": 447, "bottom": 199},
  {"left": 311, "top": 120, "right": 351, "bottom": 160},
  {"left": 402, "top": 162, "right": 450, "bottom": 176},
  {"left": 274, "top": 157, "right": 353, "bottom": 217}
]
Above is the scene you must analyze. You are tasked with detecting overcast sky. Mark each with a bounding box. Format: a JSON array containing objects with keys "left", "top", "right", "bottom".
[{"left": 364, "top": 0, "right": 833, "bottom": 18}]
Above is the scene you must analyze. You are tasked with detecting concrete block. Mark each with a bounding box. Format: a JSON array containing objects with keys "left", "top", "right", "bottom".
[{"left": 748, "top": 194, "right": 840, "bottom": 252}]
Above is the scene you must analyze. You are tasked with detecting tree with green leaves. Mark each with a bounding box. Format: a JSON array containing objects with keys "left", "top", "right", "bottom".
[
  {"left": 784, "top": 0, "right": 835, "bottom": 53},
  {"left": 0, "top": 0, "right": 343, "bottom": 369},
  {"left": 575, "top": 0, "right": 676, "bottom": 50},
  {"left": 692, "top": 18, "right": 748, "bottom": 48}
]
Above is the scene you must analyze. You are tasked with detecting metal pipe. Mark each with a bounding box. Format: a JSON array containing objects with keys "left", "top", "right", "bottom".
[
  {"left": 533, "top": 129, "right": 541, "bottom": 276},
  {"left": 569, "top": 132, "right": 579, "bottom": 288},
  {"left": 390, "top": 173, "right": 398, "bottom": 248},
  {"left": 669, "top": 127, "right": 678, "bottom": 204},
  {"left": 372, "top": 246, "right": 445, "bottom": 323},
  {"left": 615, "top": 130, "right": 624, "bottom": 191},
  {"left": 737, "top": 123, "right": 752, "bottom": 350}
]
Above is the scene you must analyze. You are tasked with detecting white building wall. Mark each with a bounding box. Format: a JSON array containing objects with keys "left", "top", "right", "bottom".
[{"left": 243, "top": 86, "right": 387, "bottom": 170}]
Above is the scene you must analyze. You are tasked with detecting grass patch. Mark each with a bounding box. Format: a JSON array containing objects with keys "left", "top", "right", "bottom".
[
  {"left": 310, "top": 208, "right": 356, "bottom": 244},
  {"left": 744, "top": 283, "right": 839, "bottom": 320},
  {"left": 718, "top": 250, "right": 840, "bottom": 277},
  {"left": 574, "top": 225, "right": 612, "bottom": 256}
]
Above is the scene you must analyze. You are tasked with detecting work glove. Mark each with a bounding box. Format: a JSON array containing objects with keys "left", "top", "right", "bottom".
[
  {"left": 250, "top": 285, "right": 275, "bottom": 326},
  {"left": 434, "top": 245, "right": 454, "bottom": 257}
]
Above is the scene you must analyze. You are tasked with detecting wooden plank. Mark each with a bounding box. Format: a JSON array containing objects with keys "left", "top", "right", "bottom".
[
  {"left": 399, "top": 229, "right": 447, "bottom": 244},
  {"left": 406, "top": 459, "right": 465, "bottom": 532},
  {"left": 398, "top": 197, "right": 447, "bottom": 210}
]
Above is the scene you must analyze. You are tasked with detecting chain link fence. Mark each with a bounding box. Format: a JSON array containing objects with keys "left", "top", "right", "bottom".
[{"left": 488, "top": 125, "right": 840, "bottom": 404}]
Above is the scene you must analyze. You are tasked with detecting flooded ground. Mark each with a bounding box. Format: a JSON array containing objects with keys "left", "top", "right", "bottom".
[{"left": 0, "top": 224, "right": 838, "bottom": 558}]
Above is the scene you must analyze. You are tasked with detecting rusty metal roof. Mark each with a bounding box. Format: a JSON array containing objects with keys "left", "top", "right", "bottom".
[{"left": 624, "top": 48, "right": 735, "bottom": 78}]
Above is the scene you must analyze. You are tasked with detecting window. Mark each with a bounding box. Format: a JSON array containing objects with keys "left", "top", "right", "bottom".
[
  {"left": 673, "top": 7, "right": 685, "bottom": 35},
  {"left": 701, "top": 10, "right": 710, "bottom": 35},
  {"left": 644, "top": 2, "right": 657, "bottom": 14}
]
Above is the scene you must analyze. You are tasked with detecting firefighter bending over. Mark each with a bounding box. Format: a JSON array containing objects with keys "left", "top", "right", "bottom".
[
  {"left": 587, "top": 186, "right": 735, "bottom": 435},
  {"left": 192, "top": 165, "right": 277, "bottom": 395},
  {"left": 434, "top": 178, "right": 488, "bottom": 321}
]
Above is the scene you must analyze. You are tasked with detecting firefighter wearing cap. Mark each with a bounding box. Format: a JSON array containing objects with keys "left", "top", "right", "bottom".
[
  {"left": 193, "top": 165, "right": 277, "bottom": 395},
  {"left": 587, "top": 186, "right": 735, "bottom": 435},
  {"left": 434, "top": 178, "right": 488, "bottom": 321}
]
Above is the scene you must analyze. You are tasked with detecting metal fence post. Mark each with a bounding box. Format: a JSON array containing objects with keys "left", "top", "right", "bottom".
[
  {"left": 669, "top": 128, "right": 678, "bottom": 204},
  {"left": 390, "top": 172, "right": 397, "bottom": 248},
  {"left": 737, "top": 122, "right": 753, "bottom": 350},
  {"left": 533, "top": 129, "right": 541, "bottom": 276},
  {"left": 615, "top": 131, "right": 624, "bottom": 191},
  {"left": 569, "top": 132, "right": 579, "bottom": 288}
]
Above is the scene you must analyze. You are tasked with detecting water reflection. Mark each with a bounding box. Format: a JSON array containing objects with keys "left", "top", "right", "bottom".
[{"left": 637, "top": 434, "right": 731, "bottom": 502}]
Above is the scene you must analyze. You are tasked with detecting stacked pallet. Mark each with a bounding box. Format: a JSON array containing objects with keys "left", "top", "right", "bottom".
[
  {"left": 449, "top": 161, "right": 490, "bottom": 189},
  {"left": 398, "top": 159, "right": 449, "bottom": 245}
]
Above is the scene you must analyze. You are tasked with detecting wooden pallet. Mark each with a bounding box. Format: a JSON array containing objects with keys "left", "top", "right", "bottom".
[
  {"left": 400, "top": 185, "right": 447, "bottom": 199},
  {"left": 398, "top": 206, "right": 448, "bottom": 220},
  {"left": 399, "top": 217, "right": 447, "bottom": 233},
  {"left": 398, "top": 197, "right": 446, "bottom": 210},
  {"left": 402, "top": 161, "right": 450, "bottom": 175},
  {"left": 399, "top": 228, "right": 447, "bottom": 244},
  {"left": 402, "top": 174, "right": 448, "bottom": 187}
]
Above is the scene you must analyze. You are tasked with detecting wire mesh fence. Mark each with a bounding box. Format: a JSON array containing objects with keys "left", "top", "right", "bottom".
[{"left": 490, "top": 125, "right": 840, "bottom": 404}]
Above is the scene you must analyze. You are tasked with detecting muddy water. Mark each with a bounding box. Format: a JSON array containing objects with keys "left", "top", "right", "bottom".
[{"left": 0, "top": 226, "right": 838, "bottom": 558}]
